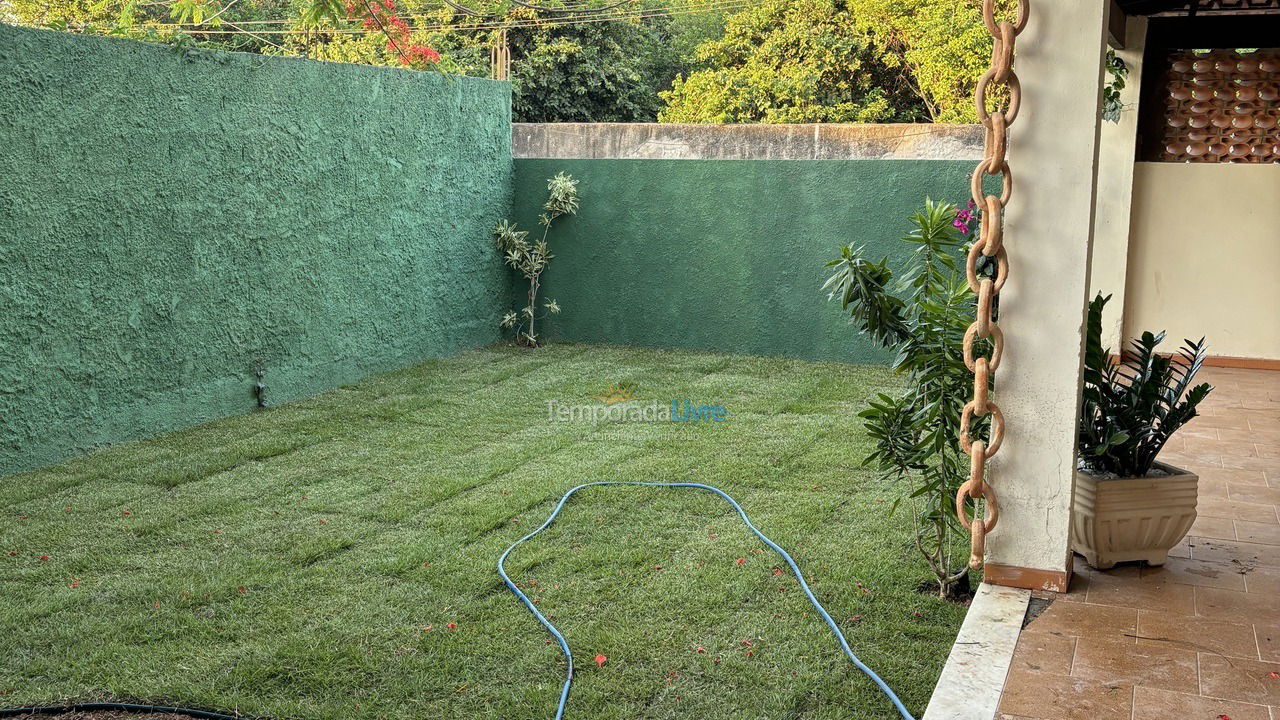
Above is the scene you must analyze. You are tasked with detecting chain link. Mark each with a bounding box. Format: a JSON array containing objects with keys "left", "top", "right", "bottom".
[{"left": 959, "top": 0, "right": 1028, "bottom": 570}]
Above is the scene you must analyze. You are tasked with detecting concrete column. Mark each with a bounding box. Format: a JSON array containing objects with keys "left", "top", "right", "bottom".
[
  {"left": 1089, "top": 15, "right": 1148, "bottom": 350},
  {"left": 983, "top": 0, "right": 1111, "bottom": 591}
]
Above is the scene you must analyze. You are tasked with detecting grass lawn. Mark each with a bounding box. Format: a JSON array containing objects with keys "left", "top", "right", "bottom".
[{"left": 0, "top": 344, "right": 967, "bottom": 720}]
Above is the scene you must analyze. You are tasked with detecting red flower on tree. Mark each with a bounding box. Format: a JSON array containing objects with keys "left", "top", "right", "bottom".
[{"left": 347, "top": 0, "right": 439, "bottom": 69}]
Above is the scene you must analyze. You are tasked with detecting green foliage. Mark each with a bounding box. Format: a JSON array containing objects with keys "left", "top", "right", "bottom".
[
  {"left": 4, "top": 0, "right": 296, "bottom": 54},
  {"left": 659, "top": 0, "right": 926, "bottom": 123},
  {"left": 660, "top": 0, "right": 1009, "bottom": 123},
  {"left": 844, "top": 0, "right": 995, "bottom": 123},
  {"left": 507, "top": 12, "right": 684, "bottom": 123},
  {"left": 1102, "top": 49, "right": 1129, "bottom": 123},
  {"left": 1079, "top": 293, "right": 1213, "bottom": 478},
  {"left": 824, "top": 198, "right": 985, "bottom": 597},
  {"left": 496, "top": 172, "right": 579, "bottom": 347}
]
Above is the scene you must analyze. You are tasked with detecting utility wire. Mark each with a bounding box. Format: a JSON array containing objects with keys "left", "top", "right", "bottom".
[
  {"left": 151, "top": 0, "right": 753, "bottom": 34},
  {"left": 153, "top": 0, "right": 745, "bottom": 27}
]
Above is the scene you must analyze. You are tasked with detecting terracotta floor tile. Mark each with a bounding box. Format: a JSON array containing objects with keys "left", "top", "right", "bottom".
[
  {"left": 1072, "top": 636, "right": 1199, "bottom": 691},
  {"left": 1087, "top": 566, "right": 1197, "bottom": 615},
  {"left": 1193, "top": 515, "right": 1240, "bottom": 540},
  {"left": 1257, "top": 624, "right": 1280, "bottom": 663},
  {"left": 1244, "top": 566, "right": 1280, "bottom": 595},
  {"left": 998, "top": 669, "right": 1133, "bottom": 720},
  {"left": 1137, "top": 609, "right": 1260, "bottom": 659},
  {"left": 1197, "top": 586, "right": 1280, "bottom": 621},
  {"left": 1193, "top": 538, "right": 1280, "bottom": 568},
  {"left": 1220, "top": 428, "right": 1280, "bottom": 446},
  {"left": 1186, "top": 438, "right": 1261, "bottom": 457},
  {"left": 1223, "top": 455, "right": 1280, "bottom": 474},
  {"left": 1023, "top": 599, "right": 1137, "bottom": 640},
  {"left": 1247, "top": 417, "right": 1280, "bottom": 434},
  {"left": 1181, "top": 425, "right": 1223, "bottom": 441},
  {"left": 1199, "top": 653, "right": 1280, "bottom": 705},
  {"left": 1204, "top": 401, "right": 1246, "bottom": 414},
  {"left": 1200, "top": 482, "right": 1233, "bottom": 500},
  {"left": 996, "top": 369, "right": 1280, "bottom": 717},
  {"left": 1132, "top": 686, "right": 1271, "bottom": 720},
  {"left": 1164, "top": 451, "right": 1221, "bottom": 468},
  {"left": 1170, "top": 535, "right": 1194, "bottom": 559},
  {"left": 1200, "top": 466, "right": 1273, "bottom": 487},
  {"left": 1237, "top": 520, "right": 1280, "bottom": 546},
  {"left": 1011, "top": 631, "right": 1076, "bottom": 675},
  {"left": 1196, "top": 497, "right": 1280, "bottom": 523},
  {"left": 1194, "top": 414, "right": 1253, "bottom": 430},
  {"left": 1062, "top": 568, "right": 1091, "bottom": 599},
  {"left": 1229, "top": 483, "right": 1280, "bottom": 505},
  {"left": 1142, "top": 556, "right": 1248, "bottom": 590}
]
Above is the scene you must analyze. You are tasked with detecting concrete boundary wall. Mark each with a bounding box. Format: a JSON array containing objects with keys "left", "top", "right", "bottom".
[
  {"left": 513, "top": 158, "right": 979, "bottom": 364},
  {"left": 513, "top": 123, "right": 985, "bottom": 160},
  {"left": 0, "top": 25, "right": 513, "bottom": 476}
]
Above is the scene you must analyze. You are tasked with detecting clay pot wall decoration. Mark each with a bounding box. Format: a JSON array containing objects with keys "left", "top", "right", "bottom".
[{"left": 1157, "top": 49, "right": 1280, "bottom": 163}]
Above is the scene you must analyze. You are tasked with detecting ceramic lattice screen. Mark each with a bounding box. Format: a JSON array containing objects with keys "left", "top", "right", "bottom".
[{"left": 1152, "top": 49, "right": 1280, "bottom": 163}]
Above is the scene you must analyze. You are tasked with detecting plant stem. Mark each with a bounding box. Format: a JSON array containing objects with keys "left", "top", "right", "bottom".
[
  {"left": 527, "top": 274, "right": 540, "bottom": 346},
  {"left": 526, "top": 222, "right": 552, "bottom": 347}
]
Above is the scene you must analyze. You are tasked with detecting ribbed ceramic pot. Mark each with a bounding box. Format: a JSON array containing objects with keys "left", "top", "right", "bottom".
[{"left": 1071, "top": 461, "right": 1198, "bottom": 570}]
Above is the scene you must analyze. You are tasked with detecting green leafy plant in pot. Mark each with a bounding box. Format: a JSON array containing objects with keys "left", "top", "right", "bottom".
[{"left": 1073, "top": 293, "right": 1213, "bottom": 569}]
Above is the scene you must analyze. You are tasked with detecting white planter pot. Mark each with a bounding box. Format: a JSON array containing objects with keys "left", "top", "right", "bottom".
[{"left": 1071, "top": 461, "right": 1198, "bottom": 570}]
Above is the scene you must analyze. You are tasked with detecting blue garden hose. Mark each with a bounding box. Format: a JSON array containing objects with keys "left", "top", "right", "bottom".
[{"left": 498, "top": 482, "right": 916, "bottom": 720}]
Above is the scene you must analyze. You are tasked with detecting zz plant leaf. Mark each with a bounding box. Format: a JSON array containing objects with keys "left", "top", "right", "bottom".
[{"left": 1078, "top": 293, "right": 1213, "bottom": 477}]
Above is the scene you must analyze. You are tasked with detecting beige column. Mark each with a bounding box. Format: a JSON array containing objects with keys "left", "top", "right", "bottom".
[
  {"left": 1089, "top": 15, "right": 1148, "bottom": 350},
  {"left": 984, "top": 0, "right": 1111, "bottom": 591}
]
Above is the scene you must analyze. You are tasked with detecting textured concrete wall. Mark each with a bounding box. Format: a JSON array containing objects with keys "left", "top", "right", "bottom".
[
  {"left": 513, "top": 123, "right": 985, "bottom": 160},
  {"left": 0, "top": 25, "right": 513, "bottom": 475},
  {"left": 513, "top": 158, "right": 977, "bottom": 364}
]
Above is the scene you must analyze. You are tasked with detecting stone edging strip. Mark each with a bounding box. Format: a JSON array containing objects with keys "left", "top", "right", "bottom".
[{"left": 922, "top": 582, "right": 1030, "bottom": 720}]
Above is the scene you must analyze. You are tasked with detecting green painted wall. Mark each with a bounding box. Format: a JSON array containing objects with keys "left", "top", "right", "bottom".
[
  {"left": 512, "top": 158, "right": 976, "bottom": 363},
  {"left": 0, "top": 24, "right": 513, "bottom": 475}
]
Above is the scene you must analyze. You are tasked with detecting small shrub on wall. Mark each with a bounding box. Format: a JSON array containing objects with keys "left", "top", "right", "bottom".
[{"left": 495, "top": 172, "right": 579, "bottom": 348}]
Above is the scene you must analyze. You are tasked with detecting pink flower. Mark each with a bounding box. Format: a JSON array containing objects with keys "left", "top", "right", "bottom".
[{"left": 953, "top": 220, "right": 971, "bottom": 234}]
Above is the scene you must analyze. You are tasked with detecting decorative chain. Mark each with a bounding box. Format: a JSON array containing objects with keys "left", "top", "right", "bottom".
[{"left": 957, "top": 0, "right": 1027, "bottom": 571}]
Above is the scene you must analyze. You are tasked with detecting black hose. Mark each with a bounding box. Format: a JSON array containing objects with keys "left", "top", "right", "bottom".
[{"left": 0, "top": 702, "right": 251, "bottom": 719}]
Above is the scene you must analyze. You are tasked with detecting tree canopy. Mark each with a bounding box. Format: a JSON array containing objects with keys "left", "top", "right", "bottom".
[
  {"left": 659, "top": 0, "right": 926, "bottom": 123},
  {"left": 660, "top": 0, "right": 995, "bottom": 123},
  {"left": 845, "top": 0, "right": 993, "bottom": 123}
]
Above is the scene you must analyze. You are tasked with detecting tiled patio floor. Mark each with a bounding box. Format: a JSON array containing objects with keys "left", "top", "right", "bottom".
[{"left": 997, "top": 366, "right": 1280, "bottom": 720}]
